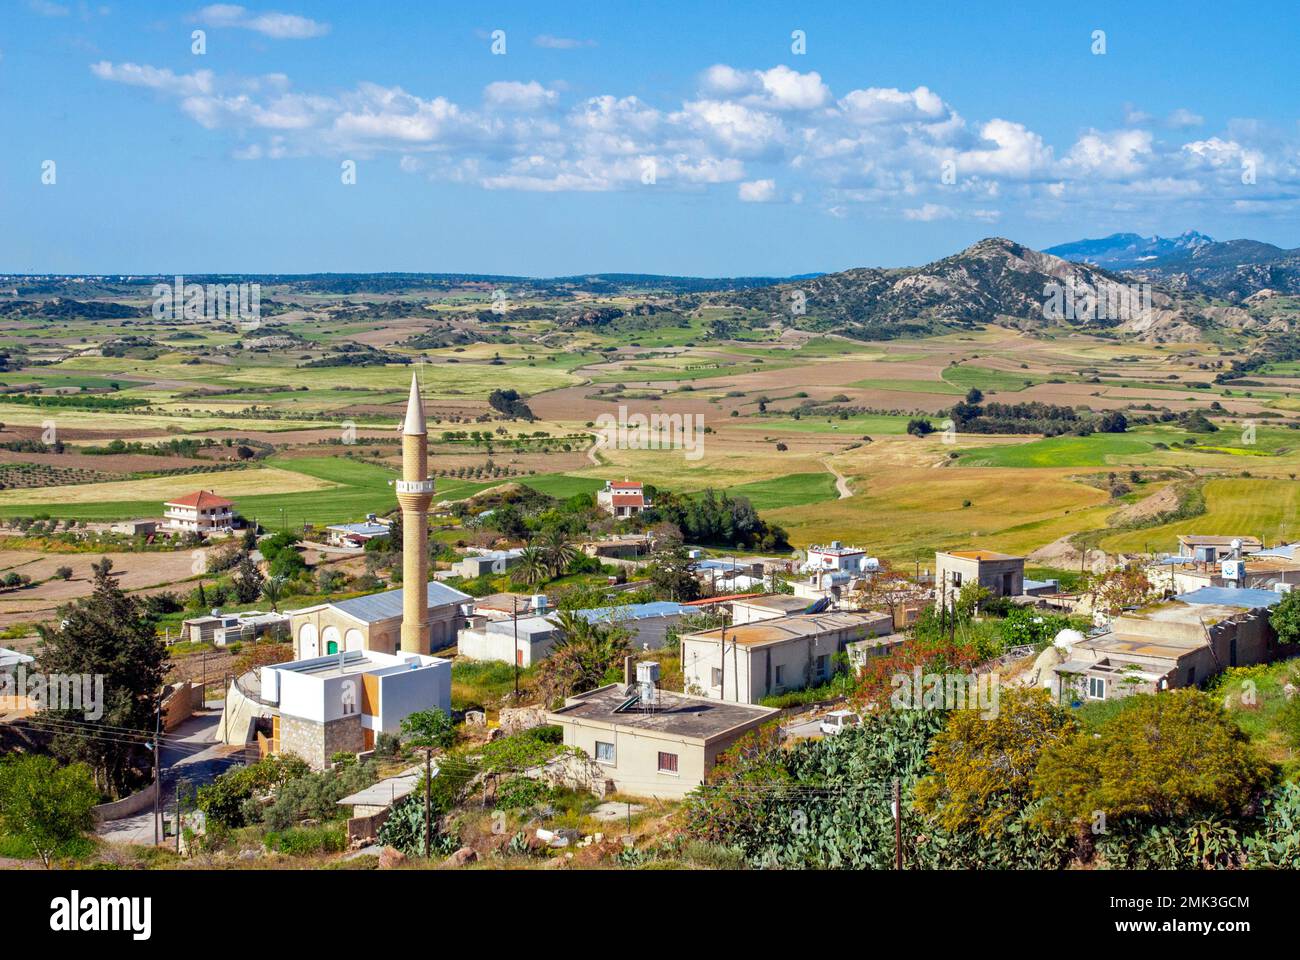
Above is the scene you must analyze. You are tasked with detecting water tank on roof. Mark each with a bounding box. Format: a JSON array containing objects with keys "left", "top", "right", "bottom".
[
  {"left": 1053, "top": 628, "right": 1084, "bottom": 651},
  {"left": 864, "top": 557, "right": 880, "bottom": 571},
  {"left": 830, "top": 540, "right": 841, "bottom": 550},
  {"left": 530, "top": 594, "right": 548, "bottom": 611}
]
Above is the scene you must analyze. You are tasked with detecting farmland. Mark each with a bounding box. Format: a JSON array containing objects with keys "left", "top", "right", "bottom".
[{"left": 0, "top": 272, "right": 1298, "bottom": 606}]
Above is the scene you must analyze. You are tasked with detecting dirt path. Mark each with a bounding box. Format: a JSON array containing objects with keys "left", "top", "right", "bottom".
[{"left": 822, "top": 459, "right": 852, "bottom": 499}]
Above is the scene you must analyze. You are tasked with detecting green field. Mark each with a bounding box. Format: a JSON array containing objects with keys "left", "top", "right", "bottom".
[
  {"left": 957, "top": 433, "right": 1160, "bottom": 468},
  {"left": 1100, "top": 477, "right": 1300, "bottom": 553},
  {"left": 727, "top": 472, "right": 839, "bottom": 510},
  {"left": 739, "top": 413, "right": 917, "bottom": 435}
]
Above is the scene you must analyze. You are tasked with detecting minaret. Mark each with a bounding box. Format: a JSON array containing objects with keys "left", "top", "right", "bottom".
[{"left": 397, "top": 371, "right": 433, "bottom": 655}]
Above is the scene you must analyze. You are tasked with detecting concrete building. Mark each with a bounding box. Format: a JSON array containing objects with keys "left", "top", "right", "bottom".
[
  {"left": 1044, "top": 586, "right": 1281, "bottom": 703},
  {"left": 110, "top": 519, "right": 158, "bottom": 537},
  {"left": 573, "top": 600, "right": 691, "bottom": 652},
  {"left": 289, "top": 581, "right": 470, "bottom": 659},
  {"left": 450, "top": 548, "right": 523, "bottom": 579},
  {"left": 935, "top": 550, "right": 1024, "bottom": 606},
  {"left": 1177, "top": 534, "right": 1263, "bottom": 562},
  {"left": 261, "top": 650, "right": 451, "bottom": 768},
  {"left": 801, "top": 541, "right": 877, "bottom": 576},
  {"left": 163, "top": 490, "right": 235, "bottom": 535},
  {"left": 324, "top": 518, "right": 391, "bottom": 548},
  {"left": 847, "top": 633, "right": 908, "bottom": 674},
  {"left": 680, "top": 610, "right": 894, "bottom": 704},
  {"left": 458, "top": 615, "right": 561, "bottom": 666},
  {"left": 731, "top": 594, "right": 820, "bottom": 624},
  {"left": 596, "top": 479, "right": 650, "bottom": 518},
  {"left": 546, "top": 679, "right": 777, "bottom": 799},
  {"left": 180, "top": 610, "right": 289, "bottom": 646}
]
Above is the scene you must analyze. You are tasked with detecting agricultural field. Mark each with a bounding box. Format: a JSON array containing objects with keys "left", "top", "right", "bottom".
[{"left": 1, "top": 273, "right": 1299, "bottom": 626}]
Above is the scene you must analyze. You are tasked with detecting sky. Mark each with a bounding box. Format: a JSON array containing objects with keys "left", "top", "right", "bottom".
[{"left": 1, "top": 0, "right": 1298, "bottom": 276}]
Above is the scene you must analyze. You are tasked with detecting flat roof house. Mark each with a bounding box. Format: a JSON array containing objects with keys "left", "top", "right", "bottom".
[
  {"left": 261, "top": 649, "right": 451, "bottom": 768},
  {"left": 163, "top": 490, "right": 235, "bottom": 535},
  {"left": 457, "top": 614, "right": 561, "bottom": 667},
  {"left": 1046, "top": 586, "right": 1280, "bottom": 703},
  {"left": 596, "top": 479, "right": 650, "bottom": 518},
  {"left": 935, "top": 550, "right": 1024, "bottom": 606},
  {"left": 288, "top": 581, "right": 471, "bottom": 659},
  {"left": 680, "top": 610, "right": 894, "bottom": 704},
  {"left": 325, "top": 519, "right": 392, "bottom": 548},
  {"left": 450, "top": 548, "right": 524, "bottom": 579},
  {"left": 731, "top": 594, "right": 823, "bottom": 624},
  {"left": 573, "top": 600, "right": 691, "bottom": 651},
  {"left": 547, "top": 680, "right": 777, "bottom": 799}
]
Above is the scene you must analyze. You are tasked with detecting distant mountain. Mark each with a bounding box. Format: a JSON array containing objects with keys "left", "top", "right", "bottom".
[
  {"left": 707, "top": 237, "right": 1276, "bottom": 343},
  {"left": 1045, "top": 231, "right": 1214, "bottom": 269},
  {"left": 1047, "top": 232, "right": 1300, "bottom": 300},
  {"left": 1123, "top": 239, "right": 1300, "bottom": 300}
]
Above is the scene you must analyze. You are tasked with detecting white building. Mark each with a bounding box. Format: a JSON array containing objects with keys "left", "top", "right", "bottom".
[
  {"left": 163, "top": 490, "right": 235, "bottom": 534},
  {"left": 261, "top": 649, "right": 451, "bottom": 768},
  {"left": 680, "top": 610, "right": 894, "bottom": 704},
  {"left": 596, "top": 479, "right": 650, "bottom": 518}
]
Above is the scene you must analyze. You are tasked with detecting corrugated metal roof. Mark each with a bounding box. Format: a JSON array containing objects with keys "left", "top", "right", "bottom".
[
  {"left": 575, "top": 601, "right": 689, "bottom": 623},
  {"left": 1173, "top": 586, "right": 1282, "bottom": 608},
  {"left": 331, "top": 581, "right": 473, "bottom": 623}
]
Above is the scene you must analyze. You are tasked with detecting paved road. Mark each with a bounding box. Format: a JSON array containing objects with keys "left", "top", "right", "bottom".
[
  {"left": 784, "top": 716, "right": 826, "bottom": 739},
  {"left": 96, "top": 710, "right": 244, "bottom": 845}
]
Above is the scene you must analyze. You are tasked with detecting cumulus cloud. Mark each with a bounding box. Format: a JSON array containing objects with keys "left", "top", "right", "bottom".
[
  {"left": 483, "top": 80, "right": 557, "bottom": 111},
  {"left": 738, "top": 179, "right": 776, "bottom": 202},
  {"left": 196, "top": 5, "right": 329, "bottom": 40},
  {"left": 85, "top": 56, "right": 1300, "bottom": 218}
]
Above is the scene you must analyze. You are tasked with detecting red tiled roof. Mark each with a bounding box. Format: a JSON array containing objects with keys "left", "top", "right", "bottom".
[
  {"left": 609, "top": 481, "right": 642, "bottom": 490},
  {"left": 165, "top": 490, "right": 234, "bottom": 509},
  {"left": 611, "top": 494, "right": 645, "bottom": 506}
]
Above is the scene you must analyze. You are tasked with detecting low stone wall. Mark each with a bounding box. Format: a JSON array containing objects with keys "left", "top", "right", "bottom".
[
  {"left": 497, "top": 705, "right": 549, "bottom": 735},
  {"left": 92, "top": 779, "right": 159, "bottom": 824},
  {"left": 527, "top": 752, "right": 614, "bottom": 798}
]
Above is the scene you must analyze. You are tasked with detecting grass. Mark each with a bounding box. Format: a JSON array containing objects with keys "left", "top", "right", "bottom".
[
  {"left": 736, "top": 413, "right": 915, "bottom": 435},
  {"left": 941, "top": 363, "right": 1046, "bottom": 394},
  {"left": 1100, "top": 477, "right": 1300, "bottom": 554},
  {"left": 957, "top": 433, "right": 1159, "bottom": 468},
  {"left": 451, "top": 659, "right": 538, "bottom": 710},
  {"left": 728, "top": 472, "right": 839, "bottom": 510}
]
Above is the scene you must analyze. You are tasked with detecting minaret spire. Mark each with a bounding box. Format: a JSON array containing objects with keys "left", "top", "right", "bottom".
[{"left": 396, "top": 368, "right": 433, "bottom": 655}]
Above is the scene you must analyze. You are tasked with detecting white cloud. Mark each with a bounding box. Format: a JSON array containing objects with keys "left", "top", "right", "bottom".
[
  {"left": 533, "top": 34, "right": 596, "bottom": 49},
  {"left": 738, "top": 179, "right": 776, "bottom": 202},
  {"left": 483, "top": 80, "right": 557, "bottom": 111},
  {"left": 85, "top": 56, "right": 1300, "bottom": 218},
  {"left": 197, "top": 5, "right": 329, "bottom": 40}
]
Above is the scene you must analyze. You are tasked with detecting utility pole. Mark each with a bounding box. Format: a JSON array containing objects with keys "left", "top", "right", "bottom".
[
  {"left": 718, "top": 617, "right": 726, "bottom": 701},
  {"left": 512, "top": 595, "right": 520, "bottom": 699},
  {"left": 423, "top": 746, "right": 433, "bottom": 859},
  {"left": 174, "top": 777, "right": 188, "bottom": 855},
  {"left": 893, "top": 778, "right": 903, "bottom": 870},
  {"left": 152, "top": 698, "right": 162, "bottom": 846}
]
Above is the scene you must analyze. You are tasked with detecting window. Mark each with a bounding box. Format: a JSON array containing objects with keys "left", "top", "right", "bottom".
[
  {"left": 774, "top": 665, "right": 785, "bottom": 686},
  {"left": 951, "top": 571, "right": 963, "bottom": 588},
  {"left": 1087, "top": 676, "right": 1106, "bottom": 700},
  {"left": 711, "top": 667, "right": 722, "bottom": 688},
  {"left": 658, "top": 752, "right": 678, "bottom": 774},
  {"left": 815, "top": 654, "right": 829, "bottom": 679},
  {"left": 595, "top": 741, "right": 615, "bottom": 764}
]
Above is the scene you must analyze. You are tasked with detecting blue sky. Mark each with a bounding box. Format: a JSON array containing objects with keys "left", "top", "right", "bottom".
[{"left": 2, "top": 0, "right": 1297, "bottom": 276}]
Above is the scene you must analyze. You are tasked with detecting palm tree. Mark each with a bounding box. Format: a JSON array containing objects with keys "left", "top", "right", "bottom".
[
  {"left": 261, "top": 575, "right": 286, "bottom": 612},
  {"left": 516, "top": 546, "right": 550, "bottom": 587},
  {"left": 541, "top": 528, "right": 578, "bottom": 578},
  {"left": 550, "top": 609, "right": 631, "bottom": 693}
]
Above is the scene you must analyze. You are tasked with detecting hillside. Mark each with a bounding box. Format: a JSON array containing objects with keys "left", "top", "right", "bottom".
[{"left": 700, "top": 237, "right": 1275, "bottom": 343}]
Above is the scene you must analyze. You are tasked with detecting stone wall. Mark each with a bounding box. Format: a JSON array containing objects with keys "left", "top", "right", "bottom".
[{"left": 278, "top": 713, "right": 364, "bottom": 769}]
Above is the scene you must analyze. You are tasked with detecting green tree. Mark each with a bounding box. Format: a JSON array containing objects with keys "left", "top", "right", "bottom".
[
  {"left": 261, "top": 575, "right": 286, "bottom": 612},
  {"left": 36, "top": 558, "right": 169, "bottom": 797},
  {"left": 540, "top": 528, "right": 577, "bottom": 578},
  {"left": 916, "top": 687, "right": 1077, "bottom": 835},
  {"left": 515, "top": 546, "right": 550, "bottom": 587},
  {"left": 648, "top": 538, "right": 701, "bottom": 601},
  {"left": 1269, "top": 589, "right": 1300, "bottom": 644},
  {"left": 0, "top": 755, "right": 98, "bottom": 867},
  {"left": 232, "top": 553, "right": 264, "bottom": 603},
  {"left": 400, "top": 708, "right": 457, "bottom": 751},
  {"left": 1032, "top": 690, "right": 1273, "bottom": 830}
]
